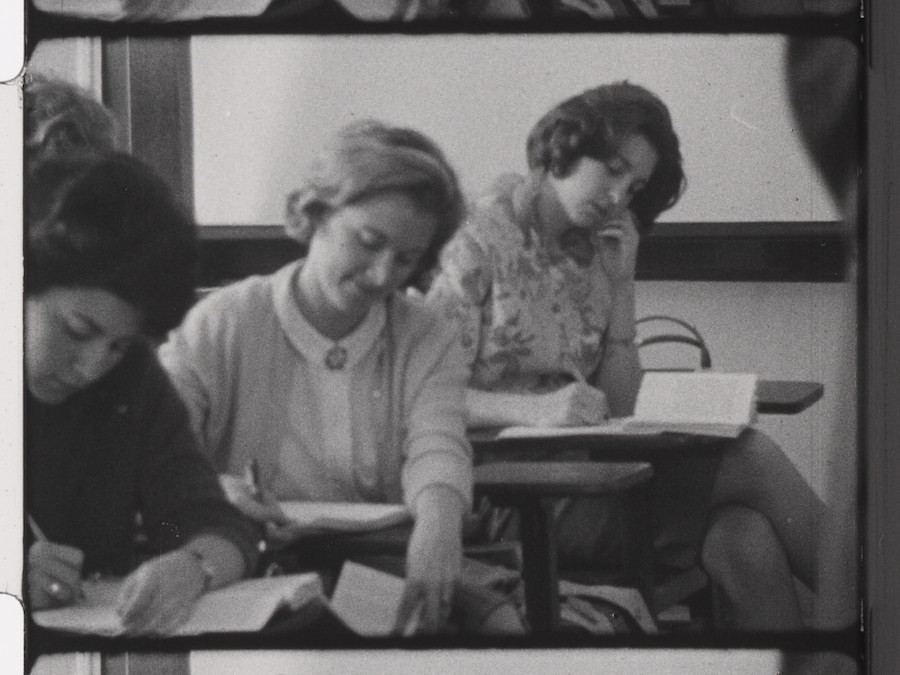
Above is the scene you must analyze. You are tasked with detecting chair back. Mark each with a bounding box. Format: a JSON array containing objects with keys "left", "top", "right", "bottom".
[{"left": 635, "top": 315, "right": 712, "bottom": 371}]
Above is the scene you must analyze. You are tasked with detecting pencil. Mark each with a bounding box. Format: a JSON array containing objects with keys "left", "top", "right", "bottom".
[
  {"left": 28, "top": 513, "right": 85, "bottom": 600},
  {"left": 245, "top": 459, "right": 262, "bottom": 501},
  {"left": 27, "top": 513, "right": 46, "bottom": 541},
  {"left": 565, "top": 355, "right": 587, "bottom": 384},
  {"left": 400, "top": 599, "right": 424, "bottom": 637}
]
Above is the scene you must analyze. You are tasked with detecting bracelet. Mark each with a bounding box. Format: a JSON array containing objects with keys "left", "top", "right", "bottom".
[{"left": 187, "top": 548, "right": 216, "bottom": 594}]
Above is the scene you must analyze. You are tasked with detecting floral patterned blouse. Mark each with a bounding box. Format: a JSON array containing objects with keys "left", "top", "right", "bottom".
[{"left": 427, "top": 174, "right": 615, "bottom": 394}]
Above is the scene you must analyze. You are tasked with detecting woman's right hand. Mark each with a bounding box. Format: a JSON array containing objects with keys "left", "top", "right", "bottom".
[
  {"left": 218, "top": 473, "right": 289, "bottom": 525},
  {"left": 27, "top": 541, "right": 84, "bottom": 609},
  {"left": 596, "top": 210, "right": 640, "bottom": 285},
  {"left": 218, "top": 474, "right": 307, "bottom": 549},
  {"left": 535, "top": 382, "right": 610, "bottom": 427}
]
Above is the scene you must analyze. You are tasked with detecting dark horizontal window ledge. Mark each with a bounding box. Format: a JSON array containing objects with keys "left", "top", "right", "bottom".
[
  {"left": 197, "top": 221, "right": 851, "bottom": 287},
  {"left": 638, "top": 221, "right": 850, "bottom": 282}
]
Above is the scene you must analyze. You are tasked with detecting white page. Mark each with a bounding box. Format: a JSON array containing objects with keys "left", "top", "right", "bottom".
[
  {"left": 33, "top": 573, "right": 322, "bottom": 636},
  {"left": 328, "top": 561, "right": 407, "bottom": 637},
  {"left": 174, "top": 573, "right": 322, "bottom": 635},
  {"left": 634, "top": 372, "right": 757, "bottom": 426},
  {"left": 278, "top": 502, "right": 411, "bottom": 532},
  {"left": 496, "top": 417, "right": 659, "bottom": 440},
  {"left": 33, "top": 0, "right": 272, "bottom": 20}
]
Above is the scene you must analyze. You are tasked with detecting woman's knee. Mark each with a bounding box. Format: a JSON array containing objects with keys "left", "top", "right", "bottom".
[
  {"left": 701, "top": 504, "right": 785, "bottom": 580},
  {"left": 722, "top": 428, "right": 782, "bottom": 472},
  {"left": 714, "top": 429, "right": 804, "bottom": 505}
]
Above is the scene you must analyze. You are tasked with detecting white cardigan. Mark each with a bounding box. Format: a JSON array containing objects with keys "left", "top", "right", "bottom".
[{"left": 159, "top": 261, "right": 473, "bottom": 510}]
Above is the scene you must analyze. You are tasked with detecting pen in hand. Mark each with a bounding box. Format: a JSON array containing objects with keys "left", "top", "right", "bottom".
[
  {"left": 27, "top": 513, "right": 85, "bottom": 603},
  {"left": 27, "top": 514, "right": 47, "bottom": 542},
  {"left": 245, "top": 458, "right": 262, "bottom": 502},
  {"left": 562, "top": 357, "right": 610, "bottom": 426}
]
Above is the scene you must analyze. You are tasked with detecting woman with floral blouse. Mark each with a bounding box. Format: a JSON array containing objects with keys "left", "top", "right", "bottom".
[{"left": 427, "top": 82, "right": 825, "bottom": 631}]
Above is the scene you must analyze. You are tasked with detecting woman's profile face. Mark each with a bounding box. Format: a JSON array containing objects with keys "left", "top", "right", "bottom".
[
  {"left": 549, "top": 132, "right": 658, "bottom": 229},
  {"left": 304, "top": 190, "right": 438, "bottom": 320},
  {"left": 25, "top": 287, "right": 142, "bottom": 404}
]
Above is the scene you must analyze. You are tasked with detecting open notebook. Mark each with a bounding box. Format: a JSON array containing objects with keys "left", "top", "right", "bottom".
[
  {"left": 498, "top": 372, "right": 758, "bottom": 440},
  {"left": 32, "top": 562, "right": 413, "bottom": 638},
  {"left": 278, "top": 502, "right": 411, "bottom": 533},
  {"left": 32, "top": 573, "right": 323, "bottom": 637}
]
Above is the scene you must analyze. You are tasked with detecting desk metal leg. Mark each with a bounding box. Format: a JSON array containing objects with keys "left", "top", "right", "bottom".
[
  {"left": 517, "top": 497, "right": 560, "bottom": 632},
  {"left": 619, "top": 482, "right": 654, "bottom": 611}
]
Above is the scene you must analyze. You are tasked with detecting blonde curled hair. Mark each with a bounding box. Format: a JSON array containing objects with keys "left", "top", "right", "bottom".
[{"left": 286, "top": 120, "right": 464, "bottom": 288}]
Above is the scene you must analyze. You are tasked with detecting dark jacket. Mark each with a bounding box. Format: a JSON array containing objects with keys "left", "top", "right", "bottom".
[{"left": 25, "top": 341, "right": 260, "bottom": 578}]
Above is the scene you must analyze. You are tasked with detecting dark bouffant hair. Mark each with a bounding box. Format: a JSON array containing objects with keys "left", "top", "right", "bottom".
[
  {"left": 26, "top": 152, "right": 198, "bottom": 339},
  {"left": 526, "top": 82, "right": 686, "bottom": 231}
]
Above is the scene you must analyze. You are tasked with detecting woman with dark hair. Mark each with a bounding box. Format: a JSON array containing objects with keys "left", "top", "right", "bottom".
[
  {"left": 159, "top": 120, "right": 520, "bottom": 634},
  {"left": 25, "top": 152, "right": 259, "bottom": 637},
  {"left": 427, "top": 82, "right": 824, "bottom": 631}
]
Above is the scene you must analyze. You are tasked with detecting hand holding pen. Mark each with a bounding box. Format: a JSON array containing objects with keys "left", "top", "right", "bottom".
[
  {"left": 26, "top": 515, "right": 85, "bottom": 610},
  {"left": 560, "top": 357, "right": 611, "bottom": 426},
  {"left": 218, "top": 461, "right": 289, "bottom": 527}
]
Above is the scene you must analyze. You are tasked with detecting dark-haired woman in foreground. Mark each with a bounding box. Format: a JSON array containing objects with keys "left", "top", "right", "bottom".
[
  {"left": 25, "top": 153, "right": 258, "bottom": 637},
  {"left": 427, "top": 82, "right": 825, "bottom": 631}
]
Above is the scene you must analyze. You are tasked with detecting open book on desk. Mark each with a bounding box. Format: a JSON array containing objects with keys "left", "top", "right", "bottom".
[
  {"left": 33, "top": 562, "right": 411, "bottom": 638},
  {"left": 278, "top": 501, "right": 412, "bottom": 533},
  {"left": 32, "top": 573, "right": 323, "bottom": 637},
  {"left": 498, "top": 372, "right": 758, "bottom": 440}
]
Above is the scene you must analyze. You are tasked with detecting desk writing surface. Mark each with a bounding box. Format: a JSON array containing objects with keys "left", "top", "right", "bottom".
[
  {"left": 755, "top": 380, "right": 824, "bottom": 414},
  {"left": 470, "top": 379, "right": 824, "bottom": 461},
  {"left": 471, "top": 427, "right": 726, "bottom": 463}
]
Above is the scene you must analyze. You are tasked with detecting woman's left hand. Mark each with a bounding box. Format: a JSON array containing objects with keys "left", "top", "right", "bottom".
[
  {"left": 395, "top": 486, "right": 464, "bottom": 635},
  {"left": 115, "top": 549, "right": 206, "bottom": 636},
  {"left": 595, "top": 210, "right": 639, "bottom": 284}
]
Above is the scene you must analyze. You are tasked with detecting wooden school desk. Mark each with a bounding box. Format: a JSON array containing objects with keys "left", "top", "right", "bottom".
[{"left": 469, "top": 379, "right": 825, "bottom": 632}]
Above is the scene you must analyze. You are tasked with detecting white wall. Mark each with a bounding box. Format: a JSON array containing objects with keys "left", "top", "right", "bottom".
[
  {"left": 191, "top": 36, "right": 859, "bottom": 623},
  {"left": 190, "top": 32, "right": 856, "bottom": 504},
  {"left": 27, "top": 37, "right": 104, "bottom": 96},
  {"left": 637, "top": 279, "right": 857, "bottom": 502},
  {"left": 24, "top": 35, "right": 858, "bottom": 625},
  {"left": 191, "top": 33, "right": 840, "bottom": 226}
]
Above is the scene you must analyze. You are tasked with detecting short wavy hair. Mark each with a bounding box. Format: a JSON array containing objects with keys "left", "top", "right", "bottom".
[
  {"left": 526, "top": 82, "right": 686, "bottom": 231},
  {"left": 26, "top": 152, "right": 198, "bottom": 339},
  {"left": 24, "top": 75, "right": 119, "bottom": 173},
  {"left": 285, "top": 120, "right": 465, "bottom": 289}
]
